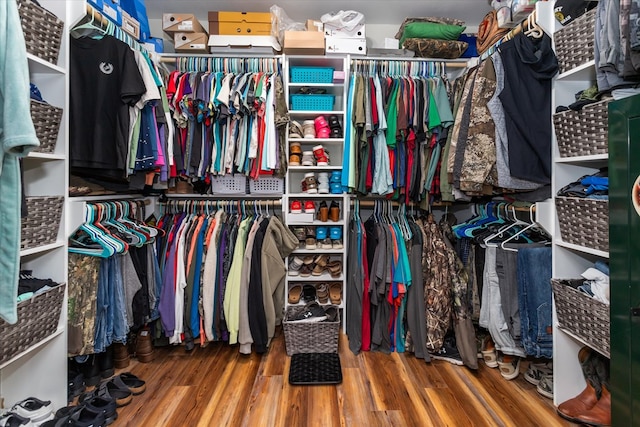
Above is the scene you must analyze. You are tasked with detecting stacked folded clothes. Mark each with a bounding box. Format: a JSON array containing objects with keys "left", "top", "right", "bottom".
[
  {"left": 395, "top": 16, "right": 469, "bottom": 59},
  {"left": 557, "top": 168, "right": 608, "bottom": 199}
]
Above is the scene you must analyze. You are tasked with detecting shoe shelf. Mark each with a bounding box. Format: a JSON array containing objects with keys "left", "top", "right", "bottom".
[
  {"left": 289, "top": 110, "right": 345, "bottom": 116},
  {"left": 291, "top": 248, "right": 344, "bottom": 254},
  {"left": 554, "top": 239, "right": 609, "bottom": 259},
  {"left": 288, "top": 137, "right": 344, "bottom": 144},
  {"left": 290, "top": 272, "right": 345, "bottom": 282},
  {"left": 288, "top": 193, "right": 345, "bottom": 198},
  {"left": 288, "top": 82, "right": 345, "bottom": 88},
  {"left": 289, "top": 165, "right": 343, "bottom": 171},
  {"left": 287, "top": 220, "right": 345, "bottom": 226}
]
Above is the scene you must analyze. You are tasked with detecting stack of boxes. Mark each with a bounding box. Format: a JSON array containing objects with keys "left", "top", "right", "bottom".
[
  {"left": 163, "top": 13, "right": 208, "bottom": 53},
  {"left": 207, "top": 11, "right": 280, "bottom": 52},
  {"left": 324, "top": 20, "right": 367, "bottom": 55},
  {"left": 283, "top": 19, "right": 367, "bottom": 56}
]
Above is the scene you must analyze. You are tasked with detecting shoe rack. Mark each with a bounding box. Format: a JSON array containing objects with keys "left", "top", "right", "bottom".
[{"left": 282, "top": 56, "right": 350, "bottom": 330}]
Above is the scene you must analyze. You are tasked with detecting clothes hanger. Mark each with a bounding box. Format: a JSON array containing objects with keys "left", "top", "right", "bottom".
[
  {"left": 524, "top": 13, "right": 544, "bottom": 39},
  {"left": 70, "top": 7, "right": 108, "bottom": 40},
  {"left": 500, "top": 204, "right": 540, "bottom": 251}
]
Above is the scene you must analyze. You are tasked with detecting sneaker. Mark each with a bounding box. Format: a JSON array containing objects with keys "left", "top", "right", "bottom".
[
  {"left": 317, "top": 172, "right": 329, "bottom": 194},
  {"left": 498, "top": 354, "right": 521, "bottom": 380},
  {"left": 0, "top": 412, "right": 33, "bottom": 427},
  {"left": 304, "top": 226, "right": 316, "bottom": 250},
  {"left": 303, "top": 173, "right": 318, "bottom": 193},
  {"left": 430, "top": 336, "right": 464, "bottom": 366},
  {"left": 290, "top": 200, "right": 302, "bottom": 214},
  {"left": 330, "top": 182, "right": 343, "bottom": 194},
  {"left": 301, "top": 151, "right": 315, "bottom": 167},
  {"left": 292, "top": 226, "right": 306, "bottom": 243},
  {"left": 524, "top": 362, "right": 553, "bottom": 386},
  {"left": 302, "top": 120, "right": 316, "bottom": 139},
  {"left": 11, "top": 397, "right": 54, "bottom": 425},
  {"left": 289, "top": 302, "right": 327, "bottom": 323},
  {"left": 314, "top": 116, "right": 331, "bottom": 139},
  {"left": 313, "top": 145, "right": 329, "bottom": 166},
  {"left": 330, "top": 170, "right": 342, "bottom": 183},
  {"left": 316, "top": 226, "right": 328, "bottom": 244},
  {"left": 289, "top": 121, "right": 303, "bottom": 138},
  {"left": 330, "top": 227, "right": 343, "bottom": 249},
  {"left": 324, "top": 305, "right": 339, "bottom": 322},
  {"left": 536, "top": 373, "right": 554, "bottom": 399},
  {"left": 303, "top": 200, "right": 316, "bottom": 213},
  {"left": 288, "top": 256, "right": 304, "bottom": 276},
  {"left": 480, "top": 335, "right": 498, "bottom": 368}
]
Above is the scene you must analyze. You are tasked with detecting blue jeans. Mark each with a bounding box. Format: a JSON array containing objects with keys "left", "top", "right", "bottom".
[
  {"left": 94, "top": 256, "right": 128, "bottom": 352},
  {"left": 517, "top": 247, "right": 553, "bottom": 358}
]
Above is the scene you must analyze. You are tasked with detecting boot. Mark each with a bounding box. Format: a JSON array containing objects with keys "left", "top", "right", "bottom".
[
  {"left": 135, "top": 327, "right": 154, "bottom": 363},
  {"left": 97, "top": 345, "right": 115, "bottom": 378},
  {"left": 557, "top": 382, "right": 599, "bottom": 421},
  {"left": 79, "top": 354, "right": 100, "bottom": 387},
  {"left": 576, "top": 385, "right": 611, "bottom": 426},
  {"left": 113, "top": 342, "right": 130, "bottom": 369}
]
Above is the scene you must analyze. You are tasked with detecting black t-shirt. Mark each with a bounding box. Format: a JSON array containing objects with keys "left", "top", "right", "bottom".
[{"left": 70, "top": 35, "right": 146, "bottom": 180}]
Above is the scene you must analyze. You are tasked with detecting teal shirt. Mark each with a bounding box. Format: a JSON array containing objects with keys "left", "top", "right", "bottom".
[{"left": 0, "top": 0, "right": 41, "bottom": 323}]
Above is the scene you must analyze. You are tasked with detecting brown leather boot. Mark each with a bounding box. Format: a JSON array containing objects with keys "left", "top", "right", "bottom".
[
  {"left": 557, "top": 382, "right": 599, "bottom": 422},
  {"left": 575, "top": 385, "right": 611, "bottom": 426},
  {"left": 136, "top": 327, "right": 154, "bottom": 363},
  {"left": 113, "top": 342, "right": 130, "bottom": 369}
]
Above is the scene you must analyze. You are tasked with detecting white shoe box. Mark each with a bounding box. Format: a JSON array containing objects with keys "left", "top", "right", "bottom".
[
  {"left": 324, "top": 23, "right": 366, "bottom": 38},
  {"left": 325, "top": 36, "right": 366, "bottom": 55}
]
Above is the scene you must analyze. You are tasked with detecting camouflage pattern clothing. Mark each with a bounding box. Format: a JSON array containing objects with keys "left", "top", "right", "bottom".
[
  {"left": 417, "top": 214, "right": 452, "bottom": 352},
  {"left": 67, "top": 253, "right": 100, "bottom": 356},
  {"left": 403, "top": 39, "right": 468, "bottom": 60}
]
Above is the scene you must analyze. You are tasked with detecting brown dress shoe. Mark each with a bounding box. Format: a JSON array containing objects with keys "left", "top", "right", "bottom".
[
  {"left": 557, "top": 382, "right": 599, "bottom": 422},
  {"left": 576, "top": 385, "right": 611, "bottom": 426}
]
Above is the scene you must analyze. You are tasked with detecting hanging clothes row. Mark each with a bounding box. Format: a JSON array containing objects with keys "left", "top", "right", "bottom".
[
  {"left": 154, "top": 199, "right": 297, "bottom": 354},
  {"left": 67, "top": 201, "right": 160, "bottom": 356},
  {"left": 69, "top": 9, "right": 173, "bottom": 193},
  {"left": 442, "top": 21, "right": 558, "bottom": 202},
  {"left": 164, "top": 56, "right": 289, "bottom": 191},
  {"left": 342, "top": 59, "right": 456, "bottom": 207}
]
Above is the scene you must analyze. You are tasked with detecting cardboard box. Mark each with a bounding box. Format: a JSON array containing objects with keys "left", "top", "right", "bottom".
[
  {"left": 208, "top": 11, "right": 271, "bottom": 35},
  {"left": 163, "top": 14, "right": 205, "bottom": 34},
  {"left": 121, "top": 10, "right": 140, "bottom": 40},
  {"left": 306, "top": 19, "right": 323, "bottom": 32},
  {"left": 208, "top": 35, "right": 280, "bottom": 53},
  {"left": 325, "top": 36, "right": 366, "bottom": 55},
  {"left": 174, "top": 32, "right": 209, "bottom": 53},
  {"left": 324, "top": 23, "right": 366, "bottom": 38},
  {"left": 284, "top": 31, "right": 325, "bottom": 55}
]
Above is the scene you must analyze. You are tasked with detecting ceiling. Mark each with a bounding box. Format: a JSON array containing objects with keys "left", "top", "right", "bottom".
[{"left": 145, "top": 0, "right": 493, "bottom": 27}]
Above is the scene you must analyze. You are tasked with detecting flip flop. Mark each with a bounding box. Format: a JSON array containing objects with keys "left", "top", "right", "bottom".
[{"left": 288, "top": 284, "right": 303, "bottom": 304}]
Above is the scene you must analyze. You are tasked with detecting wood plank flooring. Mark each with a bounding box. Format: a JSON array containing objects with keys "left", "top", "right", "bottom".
[{"left": 111, "top": 331, "right": 573, "bottom": 426}]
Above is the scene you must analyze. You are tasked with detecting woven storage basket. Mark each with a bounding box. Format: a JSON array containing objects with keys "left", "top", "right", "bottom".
[
  {"left": 555, "top": 8, "right": 596, "bottom": 74},
  {"left": 554, "top": 99, "right": 610, "bottom": 157},
  {"left": 17, "top": 0, "right": 64, "bottom": 65},
  {"left": 21, "top": 196, "right": 64, "bottom": 250},
  {"left": 551, "top": 278, "right": 609, "bottom": 357},
  {"left": 283, "top": 306, "right": 340, "bottom": 356},
  {"left": 210, "top": 175, "right": 248, "bottom": 194},
  {"left": 30, "top": 100, "right": 62, "bottom": 153},
  {"left": 555, "top": 197, "right": 608, "bottom": 252},
  {"left": 0, "top": 283, "right": 65, "bottom": 365},
  {"left": 249, "top": 176, "right": 284, "bottom": 194}
]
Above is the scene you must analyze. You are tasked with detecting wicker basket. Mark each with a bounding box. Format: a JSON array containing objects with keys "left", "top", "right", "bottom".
[
  {"left": 551, "top": 278, "right": 609, "bottom": 357},
  {"left": 283, "top": 306, "right": 340, "bottom": 356},
  {"left": 21, "top": 196, "right": 64, "bottom": 250},
  {"left": 555, "top": 197, "right": 609, "bottom": 252},
  {"left": 30, "top": 100, "right": 62, "bottom": 153},
  {"left": 555, "top": 8, "right": 596, "bottom": 74},
  {"left": 0, "top": 283, "right": 65, "bottom": 365},
  {"left": 554, "top": 99, "right": 610, "bottom": 158},
  {"left": 249, "top": 176, "right": 284, "bottom": 194},
  {"left": 17, "top": 0, "right": 64, "bottom": 65}
]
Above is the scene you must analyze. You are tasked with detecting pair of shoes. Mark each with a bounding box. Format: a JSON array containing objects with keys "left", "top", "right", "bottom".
[
  {"left": 301, "top": 173, "right": 318, "bottom": 193},
  {"left": 301, "top": 151, "right": 315, "bottom": 166},
  {"left": 524, "top": 362, "right": 553, "bottom": 386},
  {"left": 51, "top": 394, "right": 117, "bottom": 426},
  {"left": 324, "top": 305, "right": 340, "bottom": 322},
  {"left": 290, "top": 200, "right": 316, "bottom": 214},
  {"left": 329, "top": 227, "right": 343, "bottom": 249},
  {"left": 314, "top": 116, "right": 331, "bottom": 139},
  {"left": 289, "top": 120, "right": 303, "bottom": 139},
  {"left": 328, "top": 115, "right": 342, "bottom": 138},
  {"left": 113, "top": 342, "right": 130, "bottom": 369},
  {"left": 68, "top": 359, "right": 86, "bottom": 403},
  {"left": 288, "top": 301, "right": 327, "bottom": 323},
  {"left": 288, "top": 256, "right": 305, "bottom": 277},
  {"left": 316, "top": 227, "right": 332, "bottom": 248},
  {"left": 329, "top": 171, "right": 342, "bottom": 194},
  {"left": 304, "top": 227, "right": 317, "bottom": 250},
  {"left": 8, "top": 397, "right": 54, "bottom": 425},
  {"left": 536, "top": 372, "right": 554, "bottom": 399},
  {"left": 497, "top": 354, "right": 521, "bottom": 380},
  {"left": 313, "top": 145, "right": 329, "bottom": 165},
  {"left": 302, "top": 120, "right": 316, "bottom": 138},
  {"left": 316, "top": 201, "right": 340, "bottom": 222},
  {"left": 290, "top": 141, "right": 302, "bottom": 165},
  {"left": 480, "top": 335, "right": 498, "bottom": 368},
  {"left": 291, "top": 226, "right": 306, "bottom": 247},
  {"left": 316, "top": 282, "right": 329, "bottom": 303},
  {"left": 430, "top": 336, "right": 464, "bottom": 366},
  {"left": 311, "top": 254, "right": 331, "bottom": 276},
  {"left": 97, "top": 345, "right": 115, "bottom": 379}
]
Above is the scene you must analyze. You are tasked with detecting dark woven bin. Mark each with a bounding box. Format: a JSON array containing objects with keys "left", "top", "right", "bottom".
[
  {"left": 551, "top": 279, "right": 609, "bottom": 357},
  {"left": 30, "top": 99, "right": 62, "bottom": 153},
  {"left": 0, "top": 283, "right": 65, "bottom": 365},
  {"left": 283, "top": 306, "right": 340, "bottom": 356},
  {"left": 555, "top": 8, "right": 596, "bottom": 74},
  {"left": 554, "top": 99, "right": 610, "bottom": 158},
  {"left": 21, "top": 196, "right": 64, "bottom": 250},
  {"left": 555, "top": 197, "right": 608, "bottom": 252},
  {"left": 17, "top": 0, "right": 64, "bottom": 65}
]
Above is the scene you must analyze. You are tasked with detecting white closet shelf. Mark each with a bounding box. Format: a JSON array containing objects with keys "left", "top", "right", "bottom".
[
  {"left": 554, "top": 238, "right": 610, "bottom": 259},
  {"left": 554, "top": 153, "right": 608, "bottom": 163},
  {"left": 288, "top": 166, "right": 343, "bottom": 171},
  {"left": 554, "top": 325, "right": 610, "bottom": 360},
  {"left": 20, "top": 241, "right": 66, "bottom": 257},
  {"left": 287, "top": 220, "right": 345, "bottom": 226},
  {"left": 289, "top": 272, "right": 344, "bottom": 281},
  {"left": 27, "top": 152, "right": 66, "bottom": 161},
  {"left": 288, "top": 193, "right": 345, "bottom": 198},
  {"left": 288, "top": 83, "right": 344, "bottom": 88},
  {"left": 285, "top": 300, "right": 344, "bottom": 308},
  {"left": 0, "top": 327, "right": 64, "bottom": 371},
  {"left": 289, "top": 110, "right": 345, "bottom": 115},
  {"left": 288, "top": 137, "right": 344, "bottom": 144},
  {"left": 27, "top": 54, "right": 65, "bottom": 75},
  {"left": 291, "top": 248, "right": 344, "bottom": 254},
  {"left": 556, "top": 60, "right": 596, "bottom": 81}
]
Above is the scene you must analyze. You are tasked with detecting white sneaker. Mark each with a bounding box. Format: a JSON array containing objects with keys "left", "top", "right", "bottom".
[
  {"left": 301, "top": 151, "right": 315, "bottom": 166},
  {"left": 317, "top": 172, "right": 329, "bottom": 193},
  {"left": 10, "top": 397, "right": 53, "bottom": 425}
]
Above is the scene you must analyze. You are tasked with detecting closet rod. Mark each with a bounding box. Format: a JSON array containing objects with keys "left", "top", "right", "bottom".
[
  {"left": 351, "top": 200, "right": 451, "bottom": 208},
  {"left": 84, "top": 4, "right": 111, "bottom": 28},
  {"left": 353, "top": 57, "right": 468, "bottom": 68},
  {"left": 158, "top": 53, "right": 283, "bottom": 63}
]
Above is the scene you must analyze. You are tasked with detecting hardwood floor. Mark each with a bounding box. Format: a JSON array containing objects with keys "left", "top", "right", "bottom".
[{"left": 111, "top": 332, "right": 573, "bottom": 426}]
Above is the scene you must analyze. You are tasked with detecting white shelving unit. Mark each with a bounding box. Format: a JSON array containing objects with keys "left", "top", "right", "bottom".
[
  {"left": 547, "top": 4, "right": 610, "bottom": 406},
  {"left": 0, "top": 0, "right": 75, "bottom": 411},
  {"left": 282, "top": 56, "right": 350, "bottom": 330}
]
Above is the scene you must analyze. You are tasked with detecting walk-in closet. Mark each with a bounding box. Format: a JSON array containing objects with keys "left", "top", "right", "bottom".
[{"left": 1, "top": 0, "right": 636, "bottom": 425}]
